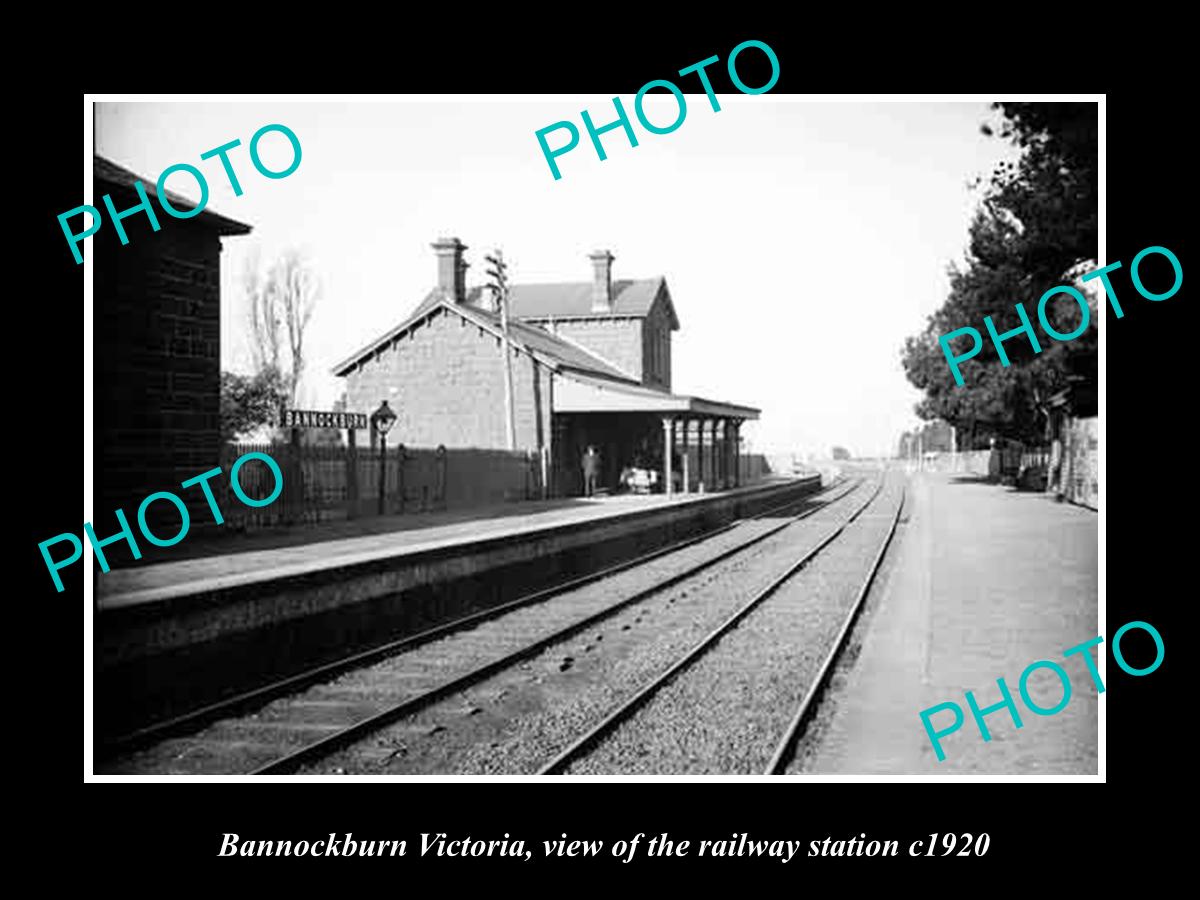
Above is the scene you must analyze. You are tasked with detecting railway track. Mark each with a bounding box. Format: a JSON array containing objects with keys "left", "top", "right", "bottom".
[
  {"left": 99, "top": 476, "right": 863, "bottom": 775},
  {"left": 543, "top": 472, "right": 905, "bottom": 775}
]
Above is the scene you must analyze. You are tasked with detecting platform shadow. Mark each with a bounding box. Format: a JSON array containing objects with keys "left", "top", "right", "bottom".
[{"left": 945, "top": 474, "right": 995, "bottom": 486}]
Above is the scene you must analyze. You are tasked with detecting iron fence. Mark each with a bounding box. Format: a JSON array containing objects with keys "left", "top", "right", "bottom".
[{"left": 218, "top": 441, "right": 542, "bottom": 531}]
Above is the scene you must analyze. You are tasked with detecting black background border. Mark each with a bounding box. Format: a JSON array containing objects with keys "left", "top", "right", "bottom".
[{"left": 20, "top": 20, "right": 1185, "bottom": 885}]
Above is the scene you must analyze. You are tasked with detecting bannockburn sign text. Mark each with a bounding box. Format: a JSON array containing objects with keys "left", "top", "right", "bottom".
[{"left": 282, "top": 409, "right": 368, "bottom": 430}]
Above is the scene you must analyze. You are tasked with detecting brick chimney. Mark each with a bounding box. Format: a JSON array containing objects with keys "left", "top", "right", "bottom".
[
  {"left": 432, "top": 236, "right": 468, "bottom": 302},
  {"left": 589, "top": 250, "right": 614, "bottom": 312}
]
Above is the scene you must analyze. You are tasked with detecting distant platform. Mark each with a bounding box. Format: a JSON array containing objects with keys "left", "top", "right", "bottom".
[{"left": 804, "top": 471, "right": 1098, "bottom": 775}]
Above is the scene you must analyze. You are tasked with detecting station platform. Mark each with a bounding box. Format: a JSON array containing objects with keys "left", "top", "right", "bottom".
[
  {"left": 806, "top": 471, "right": 1098, "bottom": 775},
  {"left": 98, "top": 479, "right": 796, "bottom": 611},
  {"left": 95, "top": 475, "right": 822, "bottom": 737}
]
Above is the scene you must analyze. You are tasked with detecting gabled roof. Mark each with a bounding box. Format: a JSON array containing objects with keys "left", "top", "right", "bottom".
[
  {"left": 94, "top": 155, "right": 252, "bottom": 236},
  {"left": 331, "top": 293, "right": 639, "bottom": 384},
  {"left": 435, "top": 278, "right": 679, "bottom": 330}
]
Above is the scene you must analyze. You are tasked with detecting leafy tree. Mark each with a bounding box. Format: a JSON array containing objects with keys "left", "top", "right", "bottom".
[
  {"left": 220, "top": 367, "right": 285, "bottom": 443},
  {"left": 901, "top": 102, "right": 1097, "bottom": 444}
]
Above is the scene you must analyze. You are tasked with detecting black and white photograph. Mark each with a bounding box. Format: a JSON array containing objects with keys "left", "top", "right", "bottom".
[{"left": 75, "top": 93, "right": 1108, "bottom": 781}]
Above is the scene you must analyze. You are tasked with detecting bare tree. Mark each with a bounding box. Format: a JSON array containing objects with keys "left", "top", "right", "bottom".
[
  {"left": 275, "top": 249, "right": 319, "bottom": 409},
  {"left": 242, "top": 248, "right": 319, "bottom": 410},
  {"left": 244, "top": 248, "right": 282, "bottom": 377}
]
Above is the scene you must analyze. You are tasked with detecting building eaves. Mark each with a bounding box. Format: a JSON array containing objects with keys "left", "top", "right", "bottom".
[{"left": 94, "top": 155, "right": 252, "bottom": 236}]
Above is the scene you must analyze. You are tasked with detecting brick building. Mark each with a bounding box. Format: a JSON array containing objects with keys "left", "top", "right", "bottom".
[
  {"left": 333, "top": 238, "right": 758, "bottom": 497},
  {"left": 94, "top": 155, "right": 251, "bottom": 534}
]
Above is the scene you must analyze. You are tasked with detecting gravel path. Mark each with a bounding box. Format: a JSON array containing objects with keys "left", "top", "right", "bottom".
[
  {"left": 302, "top": 477, "right": 883, "bottom": 775},
  {"left": 564, "top": 473, "right": 904, "bottom": 775},
  {"left": 101, "top": 479, "right": 864, "bottom": 774}
]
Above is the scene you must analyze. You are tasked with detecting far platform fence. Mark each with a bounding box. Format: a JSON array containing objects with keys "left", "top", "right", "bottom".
[
  {"left": 218, "top": 441, "right": 544, "bottom": 530},
  {"left": 900, "top": 418, "right": 1097, "bottom": 511}
]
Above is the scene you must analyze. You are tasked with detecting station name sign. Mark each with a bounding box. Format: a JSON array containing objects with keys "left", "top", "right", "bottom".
[{"left": 282, "top": 408, "right": 368, "bottom": 430}]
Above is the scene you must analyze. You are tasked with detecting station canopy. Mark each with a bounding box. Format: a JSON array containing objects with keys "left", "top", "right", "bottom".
[{"left": 555, "top": 372, "right": 759, "bottom": 420}]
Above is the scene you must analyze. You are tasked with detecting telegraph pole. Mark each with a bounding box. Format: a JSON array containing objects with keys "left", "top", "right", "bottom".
[{"left": 486, "top": 248, "right": 517, "bottom": 451}]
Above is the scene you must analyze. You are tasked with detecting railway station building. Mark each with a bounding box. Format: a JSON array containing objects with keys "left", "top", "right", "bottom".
[{"left": 333, "top": 238, "right": 759, "bottom": 497}]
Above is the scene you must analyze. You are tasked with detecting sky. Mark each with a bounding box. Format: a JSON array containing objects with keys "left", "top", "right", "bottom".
[{"left": 95, "top": 98, "right": 1018, "bottom": 458}]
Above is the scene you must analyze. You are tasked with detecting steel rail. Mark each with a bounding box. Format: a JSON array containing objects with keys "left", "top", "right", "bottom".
[
  {"left": 764, "top": 485, "right": 905, "bottom": 774},
  {"left": 250, "top": 477, "right": 870, "bottom": 775},
  {"left": 101, "top": 476, "right": 838, "bottom": 759},
  {"left": 537, "top": 478, "right": 888, "bottom": 776}
]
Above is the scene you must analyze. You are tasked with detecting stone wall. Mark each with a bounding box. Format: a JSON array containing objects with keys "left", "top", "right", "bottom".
[
  {"left": 548, "top": 317, "right": 643, "bottom": 380},
  {"left": 344, "top": 306, "right": 553, "bottom": 454}
]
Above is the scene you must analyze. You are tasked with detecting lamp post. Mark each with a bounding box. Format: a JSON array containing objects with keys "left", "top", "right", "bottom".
[{"left": 371, "top": 400, "right": 397, "bottom": 515}]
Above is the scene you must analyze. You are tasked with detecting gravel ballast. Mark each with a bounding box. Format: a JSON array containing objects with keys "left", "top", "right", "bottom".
[
  {"left": 564, "top": 474, "right": 904, "bottom": 775},
  {"left": 102, "top": 480, "right": 868, "bottom": 775}
]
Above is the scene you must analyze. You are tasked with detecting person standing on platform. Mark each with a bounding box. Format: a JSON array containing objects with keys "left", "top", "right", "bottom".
[{"left": 582, "top": 445, "right": 600, "bottom": 497}]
